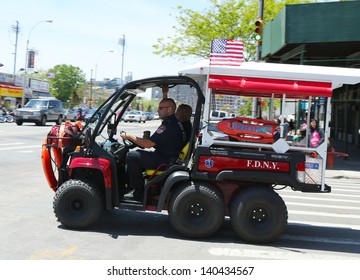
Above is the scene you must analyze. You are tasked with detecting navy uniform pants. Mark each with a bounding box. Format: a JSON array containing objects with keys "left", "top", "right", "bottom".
[{"left": 126, "top": 150, "right": 168, "bottom": 189}]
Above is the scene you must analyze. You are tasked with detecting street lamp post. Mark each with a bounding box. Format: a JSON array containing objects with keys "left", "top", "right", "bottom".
[
  {"left": 118, "top": 35, "right": 125, "bottom": 85},
  {"left": 21, "top": 20, "right": 52, "bottom": 106}
]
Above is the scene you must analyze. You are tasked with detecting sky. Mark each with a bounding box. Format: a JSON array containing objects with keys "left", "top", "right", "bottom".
[{"left": 0, "top": 0, "right": 209, "bottom": 82}]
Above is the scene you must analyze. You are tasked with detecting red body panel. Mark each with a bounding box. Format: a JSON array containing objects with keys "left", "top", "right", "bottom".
[
  {"left": 69, "top": 157, "right": 113, "bottom": 188},
  {"left": 198, "top": 156, "right": 290, "bottom": 173}
]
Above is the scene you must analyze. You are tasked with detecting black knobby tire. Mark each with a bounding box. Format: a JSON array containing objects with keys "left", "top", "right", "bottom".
[
  {"left": 53, "top": 180, "right": 103, "bottom": 229},
  {"left": 230, "top": 187, "right": 288, "bottom": 243},
  {"left": 168, "top": 182, "right": 225, "bottom": 239}
]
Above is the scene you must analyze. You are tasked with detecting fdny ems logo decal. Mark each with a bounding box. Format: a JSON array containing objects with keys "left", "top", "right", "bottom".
[
  {"left": 204, "top": 158, "right": 214, "bottom": 168},
  {"left": 156, "top": 125, "right": 166, "bottom": 134}
]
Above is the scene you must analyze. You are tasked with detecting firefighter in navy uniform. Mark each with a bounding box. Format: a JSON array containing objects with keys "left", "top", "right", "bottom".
[{"left": 120, "top": 98, "right": 187, "bottom": 201}]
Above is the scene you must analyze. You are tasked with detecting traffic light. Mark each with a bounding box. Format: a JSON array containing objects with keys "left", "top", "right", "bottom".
[{"left": 254, "top": 18, "right": 263, "bottom": 43}]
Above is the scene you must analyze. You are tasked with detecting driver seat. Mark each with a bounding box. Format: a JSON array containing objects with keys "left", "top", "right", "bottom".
[{"left": 145, "top": 142, "right": 190, "bottom": 177}]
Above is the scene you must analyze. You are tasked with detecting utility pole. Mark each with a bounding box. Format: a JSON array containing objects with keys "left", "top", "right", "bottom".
[
  {"left": 10, "top": 21, "right": 20, "bottom": 78},
  {"left": 118, "top": 35, "right": 125, "bottom": 85}
]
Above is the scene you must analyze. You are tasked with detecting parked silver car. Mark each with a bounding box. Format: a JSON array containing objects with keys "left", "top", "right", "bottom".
[
  {"left": 123, "top": 110, "right": 146, "bottom": 123},
  {"left": 14, "top": 98, "right": 65, "bottom": 126},
  {"left": 63, "top": 109, "right": 77, "bottom": 122}
]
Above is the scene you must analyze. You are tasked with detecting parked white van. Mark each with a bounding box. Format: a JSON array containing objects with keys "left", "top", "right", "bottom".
[{"left": 210, "top": 110, "right": 229, "bottom": 120}]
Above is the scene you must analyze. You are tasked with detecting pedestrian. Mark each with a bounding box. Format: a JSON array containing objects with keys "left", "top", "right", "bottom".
[
  {"left": 292, "top": 128, "right": 307, "bottom": 146},
  {"left": 274, "top": 119, "right": 289, "bottom": 140},
  {"left": 120, "top": 98, "right": 188, "bottom": 201},
  {"left": 309, "top": 118, "right": 325, "bottom": 148},
  {"left": 288, "top": 119, "right": 295, "bottom": 134},
  {"left": 77, "top": 107, "right": 83, "bottom": 121},
  {"left": 300, "top": 114, "right": 308, "bottom": 130}
]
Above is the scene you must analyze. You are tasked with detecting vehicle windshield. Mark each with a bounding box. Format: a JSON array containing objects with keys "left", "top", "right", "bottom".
[
  {"left": 25, "top": 100, "right": 48, "bottom": 109},
  {"left": 81, "top": 90, "right": 135, "bottom": 142},
  {"left": 80, "top": 76, "right": 203, "bottom": 146}
]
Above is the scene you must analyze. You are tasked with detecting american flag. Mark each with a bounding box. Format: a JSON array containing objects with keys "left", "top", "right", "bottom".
[{"left": 210, "top": 39, "right": 244, "bottom": 66}]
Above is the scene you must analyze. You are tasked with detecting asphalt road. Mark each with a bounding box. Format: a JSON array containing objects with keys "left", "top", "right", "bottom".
[{"left": 0, "top": 121, "right": 359, "bottom": 261}]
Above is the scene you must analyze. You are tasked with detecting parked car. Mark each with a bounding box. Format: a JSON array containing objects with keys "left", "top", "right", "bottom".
[
  {"left": 84, "top": 108, "right": 101, "bottom": 123},
  {"left": 210, "top": 110, "right": 230, "bottom": 121},
  {"left": 152, "top": 112, "right": 159, "bottom": 120},
  {"left": 14, "top": 98, "right": 65, "bottom": 126},
  {"left": 144, "top": 111, "right": 154, "bottom": 120},
  {"left": 123, "top": 110, "right": 146, "bottom": 123},
  {"left": 63, "top": 109, "right": 77, "bottom": 122}
]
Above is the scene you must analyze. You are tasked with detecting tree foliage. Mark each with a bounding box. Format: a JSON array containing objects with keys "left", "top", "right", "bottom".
[
  {"left": 48, "top": 64, "right": 86, "bottom": 104},
  {"left": 153, "top": 0, "right": 317, "bottom": 60}
]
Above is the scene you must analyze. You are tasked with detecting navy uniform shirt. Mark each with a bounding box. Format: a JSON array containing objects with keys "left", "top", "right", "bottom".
[
  {"left": 149, "top": 114, "right": 186, "bottom": 161},
  {"left": 181, "top": 120, "right": 192, "bottom": 142}
]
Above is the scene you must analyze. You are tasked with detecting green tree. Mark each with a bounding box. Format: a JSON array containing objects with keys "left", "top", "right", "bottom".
[
  {"left": 153, "top": 0, "right": 316, "bottom": 60},
  {"left": 24, "top": 68, "right": 49, "bottom": 81},
  {"left": 48, "top": 64, "right": 86, "bottom": 104}
]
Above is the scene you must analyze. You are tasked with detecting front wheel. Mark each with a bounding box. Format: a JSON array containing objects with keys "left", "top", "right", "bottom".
[
  {"left": 37, "top": 115, "right": 47, "bottom": 126},
  {"left": 53, "top": 180, "right": 103, "bottom": 229},
  {"left": 230, "top": 187, "right": 288, "bottom": 243},
  {"left": 55, "top": 115, "right": 63, "bottom": 125},
  {"left": 168, "top": 182, "right": 225, "bottom": 239}
]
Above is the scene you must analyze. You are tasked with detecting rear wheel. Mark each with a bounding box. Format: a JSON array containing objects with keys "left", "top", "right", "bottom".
[
  {"left": 53, "top": 180, "right": 103, "bottom": 229},
  {"left": 16, "top": 120, "right": 23, "bottom": 125},
  {"left": 230, "top": 187, "right": 288, "bottom": 243},
  {"left": 168, "top": 182, "right": 225, "bottom": 238}
]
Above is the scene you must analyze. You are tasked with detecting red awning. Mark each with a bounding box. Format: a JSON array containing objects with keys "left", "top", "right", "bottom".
[
  {"left": 0, "top": 84, "right": 23, "bottom": 90},
  {"left": 208, "top": 74, "right": 333, "bottom": 99}
]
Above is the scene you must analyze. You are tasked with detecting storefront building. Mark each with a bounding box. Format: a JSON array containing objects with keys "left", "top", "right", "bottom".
[{"left": 261, "top": 1, "right": 360, "bottom": 148}]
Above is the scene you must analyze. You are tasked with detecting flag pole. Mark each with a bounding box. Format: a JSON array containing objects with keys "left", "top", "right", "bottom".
[
  {"left": 200, "top": 40, "right": 216, "bottom": 146},
  {"left": 203, "top": 40, "right": 213, "bottom": 125}
]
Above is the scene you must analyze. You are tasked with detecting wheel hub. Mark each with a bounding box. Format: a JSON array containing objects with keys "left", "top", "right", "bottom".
[
  {"left": 250, "top": 207, "right": 267, "bottom": 223},
  {"left": 188, "top": 202, "right": 204, "bottom": 217},
  {"left": 71, "top": 199, "right": 83, "bottom": 211}
]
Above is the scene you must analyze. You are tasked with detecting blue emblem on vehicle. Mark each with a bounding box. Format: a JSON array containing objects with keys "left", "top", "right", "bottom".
[{"left": 204, "top": 158, "right": 214, "bottom": 168}]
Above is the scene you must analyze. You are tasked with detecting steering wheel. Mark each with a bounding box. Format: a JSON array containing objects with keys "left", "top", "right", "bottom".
[{"left": 119, "top": 131, "right": 136, "bottom": 148}]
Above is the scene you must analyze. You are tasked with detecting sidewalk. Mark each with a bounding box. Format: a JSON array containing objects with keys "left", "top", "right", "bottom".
[{"left": 326, "top": 139, "right": 360, "bottom": 179}]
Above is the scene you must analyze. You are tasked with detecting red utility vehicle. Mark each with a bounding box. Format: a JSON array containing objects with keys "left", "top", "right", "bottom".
[{"left": 41, "top": 61, "right": 360, "bottom": 243}]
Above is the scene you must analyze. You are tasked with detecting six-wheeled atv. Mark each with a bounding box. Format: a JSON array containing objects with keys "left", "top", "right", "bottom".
[{"left": 42, "top": 61, "right": 360, "bottom": 243}]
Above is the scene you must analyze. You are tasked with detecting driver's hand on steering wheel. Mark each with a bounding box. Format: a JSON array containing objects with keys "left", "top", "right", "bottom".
[{"left": 119, "top": 131, "right": 128, "bottom": 140}]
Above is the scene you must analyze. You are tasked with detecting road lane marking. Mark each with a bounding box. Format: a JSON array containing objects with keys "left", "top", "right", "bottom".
[
  {"left": 289, "top": 210, "right": 360, "bottom": 219},
  {"left": 282, "top": 194, "right": 360, "bottom": 204},
  {"left": 0, "top": 142, "right": 23, "bottom": 146},
  {"left": 208, "top": 246, "right": 358, "bottom": 260},
  {"left": 286, "top": 201, "right": 360, "bottom": 211},
  {"left": 28, "top": 246, "right": 84, "bottom": 260},
  {"left": 0, "top": 145, "right": 40, "bottom": 151},
  {"left": 288, "top": 220, "right": 360, "bottom": 230}
]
